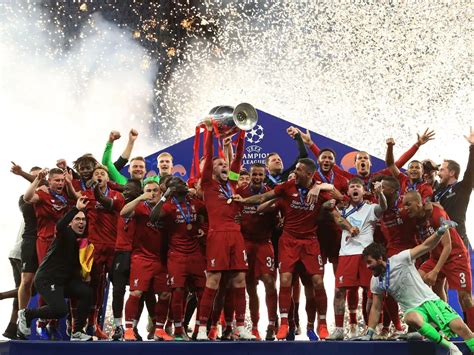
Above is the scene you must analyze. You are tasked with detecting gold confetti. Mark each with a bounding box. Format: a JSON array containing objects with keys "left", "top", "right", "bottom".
[
  {"left": 166, "top": 47, "right": 176, "bottom": 57},
  {"left": 79, "top": 3, "right": 87, "bottom": 12}
]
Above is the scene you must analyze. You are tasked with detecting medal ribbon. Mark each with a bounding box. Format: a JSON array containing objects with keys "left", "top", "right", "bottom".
[
  {"left": 317, "top": 167, "right": 334, "bottom": 185},
  {"left": 172, "top": 197, "right": 192, "bottom": 224},
  {"left": 341, "top": 202, "right": 365, "bottom": 218}
]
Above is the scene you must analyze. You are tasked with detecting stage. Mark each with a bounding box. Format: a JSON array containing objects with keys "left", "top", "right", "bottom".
[{"left": 0, "top": 340, "right": 470, "bottom": 355}]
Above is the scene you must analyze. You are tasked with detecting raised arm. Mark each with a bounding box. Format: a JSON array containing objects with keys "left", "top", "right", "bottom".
[
  {"left": 24, "top": 168, "right": 48, "bottom": 203},
  {"left": 394, "top": 128, "right": 435, "bottom": 168},
  {"left": 11, "top": 162, "right": 36, "bottom": 183},
  {"left": 150, "top": 187, "right": 174, "bottom": 223},
  {"left": 229, "top": 131, "right": 245, "bottom": 181},
  {"left": 461, "top": 126, "right": 474, "bottom": 189},
  {"left": 385, "top": 138, "right": 401, "bottom": 178},
  {"left": 373, "top": 181, "right": 388, "bottom": 217},
  {"left": 115, "top": 129, "right": 138, "bottom": 171},
  {"left": 101, "top": 131, "right": 128, "bottom": 185},
  {"left": 56, "top": 196, "right": 88, "bottom": 235},
  {"left": 120, "top": 191, "right": 150, "bottom": 218},
  {"left": 201, "top": 120, "right": 214, "bottom": 184},
  {"left": 93, "top": 183, "right": 113, "bottom": 211},
  {"left": 410, "top": 218, "right": 457, "bottom": 261}
]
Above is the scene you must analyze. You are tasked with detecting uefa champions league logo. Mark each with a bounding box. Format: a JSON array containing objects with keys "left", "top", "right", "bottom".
[{"left": 246, "top": 124, "right": 265, "bottom": 144}]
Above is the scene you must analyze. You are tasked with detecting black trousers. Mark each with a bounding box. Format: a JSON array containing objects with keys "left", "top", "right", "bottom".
[
  {"left": 27, "top": 277, "right": 92, "bottom": 331},
  {"left": 111, "top": 251, "right": 131, "bottom": 319}
]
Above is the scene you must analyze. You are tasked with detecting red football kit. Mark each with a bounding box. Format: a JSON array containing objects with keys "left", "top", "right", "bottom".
[
  {"left": 313, "top": 168, "right": 348, "bottom": 264},
  {"left": 114, "top": 217, "right": 136, "bottom": 252},
  {"left": 416, "top": 206, "right": 471, "bottom": 292},
  {"left": 273, "top": 179, "right": 329, "bottom": 275},
  {"left": 84, "top": 189, "right": 125, "bottom": 270},
  {"left": 396, "top": 173, "right": 433, "bottom": 204},
  {"left": 380, "top": 205, "right": 418, "bottom": 257},
  {"left": 200, "top": 130, "right": 247, "bottom": 272},
  {"left": 237, "top": 184, "right": 278, "bottom": 280},
  {"left": 34, "top": 189, "right": 71, "bottom": 263},
  {"left": 129, "top": 201, "right": 168, "bottom": 293},
  {"left": 160, "top": 197, "right": 207, "bottom": 289}
]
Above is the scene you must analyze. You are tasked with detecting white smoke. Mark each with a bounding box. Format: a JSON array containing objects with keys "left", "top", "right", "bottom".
[{"left": 0, "top": 2, "right": 158, "bottom": 333}]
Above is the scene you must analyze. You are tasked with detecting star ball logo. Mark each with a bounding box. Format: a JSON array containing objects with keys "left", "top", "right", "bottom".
[
  {"left": 243, "top": 124, "right": 269, "bottom": 167},
  {"left": 246, "top": 124, "right": 265, "bottom": 144}
]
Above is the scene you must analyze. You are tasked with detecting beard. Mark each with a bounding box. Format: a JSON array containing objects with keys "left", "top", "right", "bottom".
[{"left": 372, "top": 264, "right": 386, "bottom": 277}]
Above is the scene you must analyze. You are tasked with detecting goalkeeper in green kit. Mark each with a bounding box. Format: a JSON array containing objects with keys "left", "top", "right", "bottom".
[{"left": 360, "top": 218, "right": 474, "bottom": 355}]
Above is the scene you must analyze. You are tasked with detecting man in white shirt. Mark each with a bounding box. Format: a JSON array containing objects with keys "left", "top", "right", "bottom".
[
  {"left": 360, "top": 219, "right": 474, "bottom": 355},
  {"left": 327, "top": 178, "right": 387, "bottom": 340}
]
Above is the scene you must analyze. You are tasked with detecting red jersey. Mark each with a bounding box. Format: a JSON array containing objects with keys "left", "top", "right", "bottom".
[
  {"left": 34, "top": 189, "right": 71, "bottom": 240},
  {"left": 115, "top": 216, "right": 136, "bottom": 252},
  {"left": 201, "top": 129, "right": 243, "bottom": 233},
  {"left": 273, "top": 179, "right": 329, "bottom": 240},
  {"left": 133, "top": 201, "right": 164, "bottom": 260},
  {"left": 313, "top": 169, "right": 348, "bottom": 235},
  {"left": 84, "top": 189, "right": 124, "bottom": 247},
  {"left": 237, "top": 184, "right": 277, "bottom": 242},
  {"left": 380, "top": 206, "right": 418, "bottom": 254},
  {"left": 160, "top": 197, "right": 206, "bottom": 255},
  {"left": 309, "top": 143, "right": 419, "bottom": 203},
  {"left": 397, "top": 174, "right": 433, "bottom": 205},
  {"left": 313, "top": 169, "right": 349, "bottom": 195},
  {"left": 414, "top": 205, "right": 467, "bottom": 260}
]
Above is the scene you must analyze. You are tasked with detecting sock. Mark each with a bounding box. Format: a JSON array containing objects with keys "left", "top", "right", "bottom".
[
  {"left": 314, "top": 288, "right": 328, "bottom": 320},
  {"left": 465, "top": 337, "right": 474, "bottom": 352},
  {"left": 154, "top": 296, "right": 170, "bottom": 326},
  {"left": 171, "top": 289, "right": 184, "bottom": 333},
  {"left": 385, "top": 296, "right": 402, "bottom": 330},
  {"left": 318, "top": 315, "right": 327, "bottom": 327},
  {"left": 279, "top": 286, "right": 292, "bottom": 318},
  {"left": 347, "top": 287, "right": 359, "bottom": 310},
  {"left": 362, "top": 288, "right": 368, "bottom": 324},
  {"left": 249, "top": 291, "right": 259, "bottom": 327},
  {"left": 114, "top": 318, "right": 123, "bottom": 327},
  {"left": 349, "top": 311, "right": 357, "bottom": 325},
  {"left": 288, "top": 298, "right": 296, "bottom": 329},
  {"left": 265, "top": 288, "right": 278, "bottom": 323},
  {"left": 124, "top": 294, "right": 140, "bottom": 328},
  {"left": 224, "top": 288, "right": 234, "bottom": 325},
  {"left": 335, "top": 314, "right": 344, "bottom": 328},
  {"left": 305, "top": 294, "right": 317, "bottom": 325},
  {"left": 198, "top": 287, "right": 217, "bottom": 324},
  {"left": 233, "top": 287, "right": 246, "bottom": 327},
  {"left": 294, "top": 302, "right": 300, "bottom": 327},
  {"left": 465, "top": 306, "right": 474, "bottom": 332},
  {"left": 418, "top": 322, "right": 451, "bottom": 349}
]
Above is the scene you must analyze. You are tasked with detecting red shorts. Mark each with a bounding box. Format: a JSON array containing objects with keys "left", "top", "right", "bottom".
[
  {"left": 167, "top": 251, "right": 206, "bottom": 289},
  {"left": 244, "top": 239, "right": 276, "bottom": 282},
  {"left": 129, "top": 254, "right": 169, "bottom": 293},
  {"left": 206, "top": 230, "right": 248, "bottom": 272},
  {"left": 278, "top": 233, "right": 324, "bottom": 276},
  {"left": 317, "top": 226, "right": 341, "bottom": 265},
  {"left": 91, "top": 244, "right": 115, "bottom": 273},
  {"left": 335, "top": 255, "right": 372, "bottom": 288},
  {"left": 419, "top": 252, "right": 472, "bottom": 292},
  {"left": 36, "top": 238, "right": 54, "bottom": 264}
]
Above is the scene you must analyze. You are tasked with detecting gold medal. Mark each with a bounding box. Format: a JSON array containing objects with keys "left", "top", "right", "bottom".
[
  {"left": 227, "top": 198, "right": 232, "bottom": 204},
  {"left": 186, "top": 223, "right": 192, "bottom": 231}
]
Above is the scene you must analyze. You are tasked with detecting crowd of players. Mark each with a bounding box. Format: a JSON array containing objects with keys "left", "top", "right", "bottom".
[{"left": 1, "top": 122, "right": 473, "bottom": 350}]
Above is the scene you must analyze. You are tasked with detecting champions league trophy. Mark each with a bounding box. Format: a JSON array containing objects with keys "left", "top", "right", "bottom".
[
  {"left": 190, "top": 103, "right": 259, "bottom": 179},
  {"left": 201, "top": 103, "right": 259, "bottom": 137}
]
